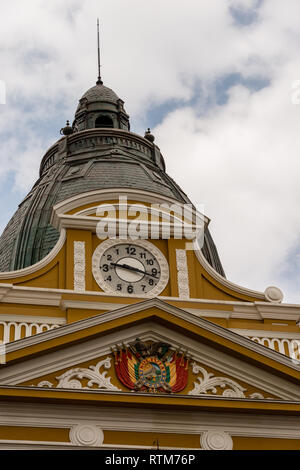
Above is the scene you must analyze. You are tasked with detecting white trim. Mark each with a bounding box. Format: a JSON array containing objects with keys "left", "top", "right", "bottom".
[
  {"left": 55, "top": 214, "right": 200, "bottom": 239},
  {"left": 0, "top": 439, "right": 199, "bottom": 450},
  {"left": 0, "top": 229, "right": 66, "bottom": 279},
  {"left": 176, "top": 249, "right": 190, "bottom": 299},
  {"left": 0, "top": 285, "right": 62, "bottom": 307},
  {"left": 73, "top": 241, "right": 86, "bottom": 292},
  {"left": 0, "top": 402, "right": 300, "bottom": 440},
  {"left": 60, "top": 300, "right": 125, "bottom": 311},
  {"left": 50, "top": 189, "right": 194, "bottom": 226}
]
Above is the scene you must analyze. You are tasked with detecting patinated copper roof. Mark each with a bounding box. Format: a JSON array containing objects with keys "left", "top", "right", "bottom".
[{"left": 0, "top": 84, "right": 225, "bottom": 277}]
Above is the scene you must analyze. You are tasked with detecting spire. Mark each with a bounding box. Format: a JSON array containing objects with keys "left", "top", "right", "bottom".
[{"left": 96, "top": 18, "right": 103, "bottom": 85}]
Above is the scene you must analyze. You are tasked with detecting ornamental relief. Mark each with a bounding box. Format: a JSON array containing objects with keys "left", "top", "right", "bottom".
[
  {"left": 27, "top": 339, "right": 274, "bottom": 400},
  {"left": 188, "top": 362, "right": 270, "bottom": 399}
]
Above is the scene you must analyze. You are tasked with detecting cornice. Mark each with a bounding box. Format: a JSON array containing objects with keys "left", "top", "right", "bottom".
[
  {"left": 0, "top": 384, "right": 300, "bottom": 415},
  {"left": 1, "top": 402, "right": 300, "bottom": 440}
]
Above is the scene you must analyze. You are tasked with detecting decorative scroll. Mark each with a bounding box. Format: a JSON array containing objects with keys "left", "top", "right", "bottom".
[
  {"left": 176, "top": 249, "right": 190, "bottom": 299},
  {"left": 189, "top": 362, "right": 265, "bottom": 399},
  {"left": 37, "top": 357, "right": 120, "bottom": 391},
  {"left": 74, "top": 241, "right": 85, "bottom": 292},
  {"left": 112, "top": 339, "right": 189, "bottom": 394}
]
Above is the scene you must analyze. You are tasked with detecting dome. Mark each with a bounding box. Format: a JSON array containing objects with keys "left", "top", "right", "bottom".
[
  {"left": 76, "top": 84, "right": 121, "bottom": 112},
  {"left": 0, "top": 81, "right": 225, "bottom": 278}
]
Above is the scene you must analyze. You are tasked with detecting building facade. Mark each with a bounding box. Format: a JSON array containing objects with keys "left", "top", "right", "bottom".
[{"left": 0, "top": 79, "right": 299, "bottom": 450}]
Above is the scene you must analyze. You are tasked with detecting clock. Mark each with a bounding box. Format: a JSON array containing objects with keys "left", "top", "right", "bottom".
[{"left": 92, "top": 239, "right": 169, "bottom": 296}]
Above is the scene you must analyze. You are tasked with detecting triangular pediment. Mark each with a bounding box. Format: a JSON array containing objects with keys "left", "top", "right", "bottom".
[{"left": 0, "top": 299, "right": 300, "bottom": 402}]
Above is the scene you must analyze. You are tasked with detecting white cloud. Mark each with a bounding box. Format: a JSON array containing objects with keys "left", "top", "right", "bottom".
[{"left": 1, "top": 0, "right": 300, "bottom": 301}]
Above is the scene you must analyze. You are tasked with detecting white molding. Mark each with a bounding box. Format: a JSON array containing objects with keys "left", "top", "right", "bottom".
[
  {"left": 0, "top": 230, "right": 66, "bottom": 279},
  {"left": 73, "top": 241, "right": 86, "bottom": 292},
  {"left": 0, "top": 285, "right": 62, "bottom": 307},
  {"left": 176, "top": 249, "right": 190, "bottom": 299},
  {"left": 0, "top": 440, "right": 199, "bottom": 450},
  {"left": 51, "top": 189, "right": 195, "bottom": 226},
  {"left": 92, "top": 239, "right": 169, "bottom": 297},
  {"left": 60, "top": 300, "right": 125, "bottom": 311},
  {"left": 0, "top": 283, "right": 299, "bottom": 322},
  {"left": 0, "top": 402, "right": 300, "bottom": 440},
  {"left": 55, "top": 214, "right": 200, "bottom": 240},
  {"left": 75, "top": 202, "right": 206, "bottom": 226},
  {"left": 189, "top": 362, "right": 266, "bottom": 399},
  {"left": 37, "top": 356, "right": 120, "bottom": 391}
]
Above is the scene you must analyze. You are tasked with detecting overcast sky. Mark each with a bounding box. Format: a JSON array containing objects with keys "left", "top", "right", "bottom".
[{"left": 1, "top": 0, "right": 300, "bottom": 303}]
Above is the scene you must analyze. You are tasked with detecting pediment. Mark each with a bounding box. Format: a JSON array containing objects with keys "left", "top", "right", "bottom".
[{"left": 0, "top": 299, "right": 300, "bottom": 401}]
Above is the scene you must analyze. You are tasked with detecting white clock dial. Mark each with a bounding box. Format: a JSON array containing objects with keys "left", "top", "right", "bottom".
[{"left": 92, "top": 239, "right": 169, "bottom": 296}]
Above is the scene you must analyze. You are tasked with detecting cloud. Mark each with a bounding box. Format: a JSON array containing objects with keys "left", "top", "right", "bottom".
[{"left": 1, "top": 0, "right": 300, "bottom": 302}]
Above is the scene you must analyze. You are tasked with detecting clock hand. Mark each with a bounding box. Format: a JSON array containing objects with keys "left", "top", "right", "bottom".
[{"left": 110, "top": 262, "right": 158, "bottom": 279}]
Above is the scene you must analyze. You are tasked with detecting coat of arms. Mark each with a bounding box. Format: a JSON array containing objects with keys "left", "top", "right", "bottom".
[{"left": 112, "top": 339, "right": 189, "bottom": 393}]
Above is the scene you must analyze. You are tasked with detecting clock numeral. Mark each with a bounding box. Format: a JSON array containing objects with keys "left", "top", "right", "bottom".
[
  {"left": 115, "top": 248, "right": 119, "bottom": 255},
  {"left": 146, "top": 259, "right": 154, "bottom": 266},
  {"left": 149, "top": 279, "right": 154, "bottom": 286},
  {"left": 102, "top": 264, "right": 109, "bottom": 272},
  {"left": 117, "top": 284, "right": 122, "bottom": 291},
  {"left": 140, "top": 252, "right": 146, "bottom": 259},
  {"left": 105, "top": 275, "right": 112, "bottom": 282},
  {"left": 141, "top": 285, "right": 146, "bottom": 291},
  {"left": 126, "top": 246, "right": 136, "bottom": 256},
  {"left": 106, "top": 254, "right": 112, "bottom": 261},
  {"left": 127, "top": 285, "right": 134, "bottom": 294},
  {"left": 152, "top": 268, "right": 158, "bottom": 276}
]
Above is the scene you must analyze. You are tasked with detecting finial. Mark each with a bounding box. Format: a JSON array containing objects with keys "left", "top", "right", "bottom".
[
  {"left": 96, "top": 18, "right": 103, "bottom": 85},
  {"left": 60, "top": 120, "right": 73, "bottom": 136},
  {"left": 144, "top": 128, "right": 155, "bottom": 143}
]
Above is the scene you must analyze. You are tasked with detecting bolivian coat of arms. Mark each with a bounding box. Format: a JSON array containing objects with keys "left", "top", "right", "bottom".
[{"left": 112, "top": 339, "right": 188, "bottom": 393}]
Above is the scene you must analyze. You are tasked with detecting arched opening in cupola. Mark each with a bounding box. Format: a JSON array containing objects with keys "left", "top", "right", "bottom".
[{"left": 95, "top": 115, "right": 114, "bottom": 128}]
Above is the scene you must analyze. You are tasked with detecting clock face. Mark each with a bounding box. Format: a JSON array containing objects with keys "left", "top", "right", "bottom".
[{"left": 92, "top": 240, "right": 169, "bottom": 296}]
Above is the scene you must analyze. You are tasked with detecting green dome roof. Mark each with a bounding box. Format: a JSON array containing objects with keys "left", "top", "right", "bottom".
[{"left": 0, "top": 83, "right": 225, "bottom": 278}]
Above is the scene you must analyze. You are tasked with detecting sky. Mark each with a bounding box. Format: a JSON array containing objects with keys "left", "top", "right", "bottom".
[{"left": 1, "top": 0, "right": 300, "bottom": 303}]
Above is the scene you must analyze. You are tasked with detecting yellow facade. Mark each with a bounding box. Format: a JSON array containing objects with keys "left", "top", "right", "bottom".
[{"left": 0, "top": 84, "right": 300, "bottom": 451}]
